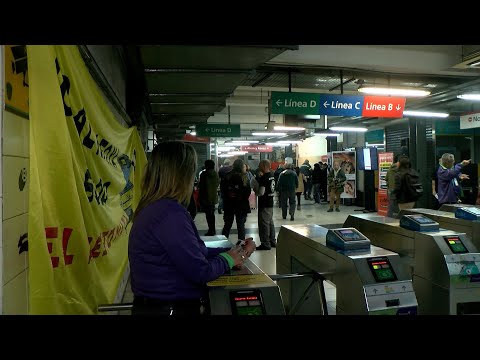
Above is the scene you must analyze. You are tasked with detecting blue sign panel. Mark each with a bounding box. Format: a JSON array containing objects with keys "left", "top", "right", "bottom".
[{"left": 318, "top": 95, "right": 364, "bottom": 116}]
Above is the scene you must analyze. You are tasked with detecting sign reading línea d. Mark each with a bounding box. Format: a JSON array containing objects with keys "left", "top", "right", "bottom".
[{"left": 271, "top": 91, "right": 406, "bottom": 118}]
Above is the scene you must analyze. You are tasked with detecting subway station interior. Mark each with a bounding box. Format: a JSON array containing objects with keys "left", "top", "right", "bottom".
[{"left": 3, "top": 45, "right": 480, "bottom": 315}]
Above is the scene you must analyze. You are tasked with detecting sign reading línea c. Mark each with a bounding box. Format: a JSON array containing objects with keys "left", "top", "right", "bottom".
[{"left": 271, "top": 91, "right": 406, "bottom": 118}]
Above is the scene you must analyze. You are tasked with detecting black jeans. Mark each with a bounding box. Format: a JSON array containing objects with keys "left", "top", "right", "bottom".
[
  {"left": 222, "top": 209, "right": 248, "bottom": 240},
  {"left": 296, "top": 192, "right": 301, "bottom": 206},
  {"left": 132, "top": 296, "right": 209, "bottom": 316},
  {"left": 203, "top": 204, "right": 216, "bottom": 234}
]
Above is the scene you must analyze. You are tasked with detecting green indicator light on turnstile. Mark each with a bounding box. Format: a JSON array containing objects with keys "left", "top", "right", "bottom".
[
  {"left": 373, "top": 265, "right": 380, "bottom": 269},
  {"left": 449, "top": 241, "right": 455, "bottom": 244}
]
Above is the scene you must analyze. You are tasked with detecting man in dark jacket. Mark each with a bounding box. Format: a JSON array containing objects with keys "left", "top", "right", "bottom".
[
  {"left": 221, "top": 159, "right": 251, "bottom": 240},
  {"left": 277, "top": 163, "right": 299, "bottom": 221},
  {"left": 199, "top": 159, "right": 220, "bottom": 236},
  {"left": 217, "top": 159, "right": 232, "bottom": 214},
  {"left": 300, "top": 160, "right": 313, "bottom": 200},
  {"left": 311, "top": 163, "right": 322, "bottom": 204}
]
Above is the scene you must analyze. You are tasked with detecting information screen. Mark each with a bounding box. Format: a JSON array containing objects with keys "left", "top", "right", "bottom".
[
  {"left": 230, "top": 290, "right": 265, "bottom": 315},
  {"left": 367, "top": 257, "right": 398, "bottom": 283},
  {"left": 411, "top": 215, "right": 436, "bottom": 224},
  {"left": 335, "top": 229, "right": 365, "bottom": 241},
  {"left": 443, "top": 235, "right": 468, "bottom": 254}
]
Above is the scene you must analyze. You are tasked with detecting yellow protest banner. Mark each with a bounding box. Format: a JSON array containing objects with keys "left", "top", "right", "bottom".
[
  {"left": 4, "top": 45, "right": 29, "bottom": 117},
  {"left": 27, "top": 45, "right": 147, "bottom": 314}
]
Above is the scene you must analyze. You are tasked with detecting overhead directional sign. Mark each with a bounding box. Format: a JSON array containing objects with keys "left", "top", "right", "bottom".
[
  {"left": 319, "top": 94, "right": 364, "bottom": 116},
  {"left": 196, "top": 124, "right": 241, "bottom": 137},
  {"left": 362, "top": 96, "right": 405, "bottom": 118},
  {"left": 241, "top": 145, "right": 273, "bottom": 153},
  {"left": 271, "top": 92, "right": 319, "bottom": 115},
  {"left": 270, "top": 91, "right": 406, "bottom": 118}
]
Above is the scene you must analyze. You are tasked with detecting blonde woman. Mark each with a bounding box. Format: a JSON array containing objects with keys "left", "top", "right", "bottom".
[{"left": 128, "top": 141, "right": 255, "bottom": 315}]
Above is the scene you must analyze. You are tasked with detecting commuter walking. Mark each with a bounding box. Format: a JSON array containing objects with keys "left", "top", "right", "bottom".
[
  {"left": 327, "top": 161, "right": 346, "bottom": 212},
  {"left": 221, "top": 159, "right": 251, "bottom": 240},
  {"left": 311, "top": 163, "right": 322, "bottom": 204},
  {"left": 217, "top": 159, "right": 232, "bottom": 214},
  {"left": 393, "top": 155, "right": 422, "bottom": 211},
  {"left": 300, "top": 159, "right": 313, "bottom": 200},
  {"left": 251, "top": 159, "right": 276, "bottom": 250},
  {"left": 198, "top": 159, "right": 220, "bottom": 236},
  {"left": 295, "top": 166, "right": 305, "bottom": 210},
  {"left": 277, "top": 163, "right": 299, "bottom": 220}
]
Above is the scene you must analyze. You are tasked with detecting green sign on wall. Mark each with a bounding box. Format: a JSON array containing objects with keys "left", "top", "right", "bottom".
[{"left": 196, "top": 124, "right": 241, "bottom": 137}]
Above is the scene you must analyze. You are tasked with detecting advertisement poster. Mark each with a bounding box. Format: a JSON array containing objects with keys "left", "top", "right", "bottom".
[
  {"left": 4, "top": 45, "right": 29, "bottom": 117},
  {"left": 332, "top": 151, "right": 356, "bottom": 198},
  {"left": 378, "top": 152, "right": 394, "bottom": 216}
]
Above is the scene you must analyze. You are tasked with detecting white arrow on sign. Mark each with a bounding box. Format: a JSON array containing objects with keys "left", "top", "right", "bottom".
[
  {"left": 205, "top": 128, "right": 210, "bottom": 132},
  {"left": 396, "top": 104, "right": 401, "bottom": 110},
  {"left": 276, "top": 99, "right": 283, "bottom": 106},
  {"left": 323, "top": 101, "right": 329, "bottom": 108}
]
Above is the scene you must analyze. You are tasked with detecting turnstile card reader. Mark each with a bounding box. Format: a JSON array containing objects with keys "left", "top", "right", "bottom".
[
  {"left": 326, "top": 227, "right": 371, "bottom": 251},
  {"left": 203, "top": 237, "right": 285, "bottom": 315},
  {"left": 455, "top": 207, "right": 480, "bottom": 221},
  {"left": 400, "top": 214, "right": 440, "bottom": 232}
]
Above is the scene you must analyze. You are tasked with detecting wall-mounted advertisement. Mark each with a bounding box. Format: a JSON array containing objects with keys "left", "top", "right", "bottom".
[
  {"left": 378, "top": 152, "right": 394, "bottom": 216},
  {"left": 332, "top": 151, "right": 356, "bottom": 198}
]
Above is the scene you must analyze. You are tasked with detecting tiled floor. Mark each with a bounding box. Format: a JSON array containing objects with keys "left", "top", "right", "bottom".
[{"left": 121, "top": 200, "right": 367, "bottom": 315}]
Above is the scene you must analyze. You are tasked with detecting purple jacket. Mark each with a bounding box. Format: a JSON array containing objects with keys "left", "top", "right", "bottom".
[
  {"left": 437, "top": 163, "right": 462, "bottom": 205},
  {"left": 128, "top": 199, "right": 231, "bottom": 301}
]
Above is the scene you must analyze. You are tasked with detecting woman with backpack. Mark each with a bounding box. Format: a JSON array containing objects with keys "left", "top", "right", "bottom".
[{"left": 393, "top": 155, "right": 422, "bottom": 211}]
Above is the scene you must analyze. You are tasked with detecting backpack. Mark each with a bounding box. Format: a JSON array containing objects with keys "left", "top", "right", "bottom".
[{"left": 403, "top": 171, "right": 423, "bottom": 201}]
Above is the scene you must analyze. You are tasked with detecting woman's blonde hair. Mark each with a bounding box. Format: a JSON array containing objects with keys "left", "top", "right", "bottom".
[{"left": 134, "top": 141, "right": 197, "bottom": 219}]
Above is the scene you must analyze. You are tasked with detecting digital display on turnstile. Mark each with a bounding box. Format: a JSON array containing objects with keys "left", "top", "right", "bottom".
[
  {"left": 465, "top": 207, "right": 480, "bottom": 215},
  {"left": 443, "top": 235, "right": 468, "bottom": 254},
  {"left": 410, "top": 215, "right": 436, "bottom": 224},
  {"left": 367, "top": 257, "right": 398, "bottom": 283},
  {"left": 230, "top": 289, "right": 266, "bottom": 315},
  {"left": 335, "top": 229, "right": 366, "bottom": 241}
]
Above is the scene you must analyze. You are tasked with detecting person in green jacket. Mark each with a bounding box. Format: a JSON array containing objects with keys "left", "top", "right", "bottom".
[{"left": 327, "top": 160, "right": 346, "bottom": 212}]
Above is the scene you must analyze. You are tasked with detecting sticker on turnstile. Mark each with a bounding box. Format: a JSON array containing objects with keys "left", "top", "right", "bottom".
[{"left": 207, "top": 274, "right": 272, "bottom": 287}]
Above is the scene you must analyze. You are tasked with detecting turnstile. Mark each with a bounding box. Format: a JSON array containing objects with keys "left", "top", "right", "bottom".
[
  {"left": 439, "top": 203, "right": 477, "bottom": 213},
  {"left": 398, "top": 208, "right": 480, "bottom": 250},
  {"left": 276, "top": 224, "right": 418, "bottom": 315},
  {"left": 413, "top": 231, "right": 480, "bottom": 314},
  {"left": 344, "top": 213, "right": 460, "bottom": 275},
  {"left": 202, "top": 236, "right": 285, "bottom": 315},
  {"left": 343, "top": 214, "right": 480, "bottom": 314}
]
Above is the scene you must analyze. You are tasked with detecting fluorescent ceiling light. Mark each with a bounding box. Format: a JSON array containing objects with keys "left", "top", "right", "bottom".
[
  {"left": 224, "top": 142, "right": 251, "bottom": 146},
  {"left": 251, "top": 132, "right": 287, "bottom": 136},
  {"left": 190, "top": 131, "right": 196, "bottom": 136},
  {"left": 217, "top": 146, "right": 235, "bottom": 151},
  {"left": 218, "top": 154, "right": 232, "bottom": 157},
  {"left": 457, "top": 94, "right": 480, "bottom": 101},
  {"left": 358, "top": 86, "right": 430, "bottom": 97},
  {"left": 330, "top": 126, "right": 368, "bottom": 132},
  {"left": 227, "top": 151, "right": 247, "bottom": 155},
  {"left": 403, "top": 110, "right": 449, "bottom": 118},
  {"left": 276, "top": 140, "right": 303, "bottom": 144},
  {"left": 313, "top": 132, "right": 340, "bottom": 137},
  {"left": 230, "top": 140, "right": 259, "bottom": 143},
  {"left": 265, "top": 143, "right": 286, "bottom": 147},
  {"left": 304, "top": 115, "right": 321, "bottom": 120},
  {"left": 273, "top": 126, "right": 306, "bottom": 131}
]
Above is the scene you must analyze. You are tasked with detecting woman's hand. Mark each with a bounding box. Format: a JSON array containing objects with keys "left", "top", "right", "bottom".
[
  {"left": 226, "top": 246, "right": 247, "bottom": 267},
  {"left": 242, "top": 237, "right": 256, "bottom": 257}
]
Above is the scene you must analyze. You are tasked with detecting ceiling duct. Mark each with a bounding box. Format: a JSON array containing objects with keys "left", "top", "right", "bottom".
[{"left": 452, "top": 46, "right": 480, "bottom": 69}]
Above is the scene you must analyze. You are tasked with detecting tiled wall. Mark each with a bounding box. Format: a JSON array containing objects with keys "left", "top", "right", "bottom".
[{"left": 2, "top": 109, "right": 29, "bottom": 314}]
